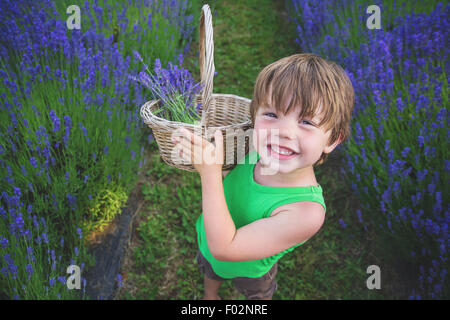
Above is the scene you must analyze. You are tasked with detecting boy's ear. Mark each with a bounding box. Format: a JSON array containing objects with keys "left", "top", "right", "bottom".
[{"left": 323, "top": 133, "right": 342, "bottom": 154}]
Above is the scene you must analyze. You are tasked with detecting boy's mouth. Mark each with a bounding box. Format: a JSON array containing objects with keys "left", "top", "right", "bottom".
[{"left": 267, "top": 144, "right": 299, "bottom": 160}]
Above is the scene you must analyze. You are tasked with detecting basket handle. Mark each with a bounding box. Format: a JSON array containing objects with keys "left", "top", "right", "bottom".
[{"left": 199, "top": 4, "right": 215, "bottom": 135}]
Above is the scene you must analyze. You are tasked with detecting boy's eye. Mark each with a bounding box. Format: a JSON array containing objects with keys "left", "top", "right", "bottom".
[
  {"left": 300, "top": 120, "right": 314, "bottom": 126},
  {"left": 263, "top": 112, "right": 277, "bottom": 118}
]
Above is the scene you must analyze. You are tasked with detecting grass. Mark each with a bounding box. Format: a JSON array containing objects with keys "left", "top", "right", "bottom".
[
  {"left": 184, "top": 0, "right": 299, "bottom": 98},
  {"left": 116, "top": 141, "right": 207, "bottom": 299},
  {"left": 117, "top": 0, "right": 395, "bottom": 300}
]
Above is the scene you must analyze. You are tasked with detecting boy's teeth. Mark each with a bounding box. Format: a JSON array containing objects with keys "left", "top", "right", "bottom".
[{"left": 271, "top": 145, "right": 294, "bottom": 155}]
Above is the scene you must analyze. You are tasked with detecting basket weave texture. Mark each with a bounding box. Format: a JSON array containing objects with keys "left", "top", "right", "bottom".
[{"left": 140, "top": 4, "right": 252, "bottom": 172}]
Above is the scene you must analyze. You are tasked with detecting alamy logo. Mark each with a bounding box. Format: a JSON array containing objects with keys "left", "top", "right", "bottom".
[
  {"left": 67, "top": 265, "right": 81, "bottom": 289},
  {"left": 66, "top": 5, "right": 81, "bottom": 30},
  {"left": 366, "top": 265, "right": 381, "bottom": 289},
  {"left": 366, "top": 5, "right": 381, "bottom": 29}
]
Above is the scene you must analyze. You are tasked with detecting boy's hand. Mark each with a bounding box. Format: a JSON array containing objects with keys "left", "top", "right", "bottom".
[{"left": 172, "top": 127, "right": 224, "bottom": 176}]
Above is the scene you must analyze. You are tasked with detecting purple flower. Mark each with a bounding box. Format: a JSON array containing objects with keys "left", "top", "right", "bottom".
[
  {"left": 0, "top": 237, "right": 8, "bottom": 249},
  {"left": 26, "top": 263, "right": 33, "bottom": 279},
  {"left": 1, "top": 267, "right": 8, "bottom": 277},
  {"left": 427, "top": 183, "right": 435, "bottom": 195},
  {"left": 29, "top": 157, "right": 38, "bottom": 168},
  {"left": 133, "top": 50, "right": 143, "bottom": 63},
  {"left": 354, "top": 122, "right": 364, "bottom": 146},
  {"left": 418, "top": 135, "right": 425, "bottom": 148},
  {"left": 138, "top": 71, "right": 152, "bottom": 89},
  {"left": 401, "top": 147, "right": 411, "bottom": 158},
  {"left": 77, "top": 227, "right": 82, "bottom": 239},
  {"left": 64, "top": 115, "right": 72, "bottom": 129},
  {"left": 49, "top": 110, "right": 60, "bottom": 132},
  {"left": 15, "top": 213, "right": 25, "bottom": 235},
  {"left": 372, "top": 175, "right": 378, "bottom": 188},
  {"left": 67, "top": 194, "right": 77, "bottom": 210},
  {"left": 79, "top": 123, "right": 89, "bottom": 141},
  {"left": 417, "top": 169, "right": 428, "bottom": 182},
  {"left": 384, "top": 139, "right": 390, "bottom": 151},
  {"left": 117, "top": 273, "right": 123, "bottom": 287},
  {"left": 42, "top": 233, "right": 49, "bottom": 244},
  {"left": 356, "top": 209, "right": 363, "bottom": 223},
  {"left": 154, "top": 58, "right": 161, "bottom": 74},
  {"left": 393, "top": 181, "right": 401, "bottom": 193}
]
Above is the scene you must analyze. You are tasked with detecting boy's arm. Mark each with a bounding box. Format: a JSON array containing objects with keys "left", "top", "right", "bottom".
[{"left": 201, "top": 171, "right": 325, "bottom": 262}]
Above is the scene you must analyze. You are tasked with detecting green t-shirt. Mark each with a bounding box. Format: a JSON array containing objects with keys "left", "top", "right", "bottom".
[{"left": 195, "top": 150, "right": 326, "bottom": 279}]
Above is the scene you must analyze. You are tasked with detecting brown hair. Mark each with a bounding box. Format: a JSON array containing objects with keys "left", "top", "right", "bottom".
[{"left": 250, "top": 53, "right": 355, "bottom": 166}]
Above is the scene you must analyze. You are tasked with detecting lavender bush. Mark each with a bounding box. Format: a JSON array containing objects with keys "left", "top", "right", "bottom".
[
  {"left": 52, "top": 0, "right": 197, "bottom": 69},
  {"left": 0, "top": 188, "right": 87, "bottom": 299},
  {"left": 0, "top": 0, "right": 199, "bottom": 299},
  {"left": 288, "top": 0, "right": 448, "bottom": 299}
]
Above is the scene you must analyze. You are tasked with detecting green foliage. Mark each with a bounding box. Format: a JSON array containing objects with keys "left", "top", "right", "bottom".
[{"left": 82, "top": 186, "right": 129, "bottom": 236}]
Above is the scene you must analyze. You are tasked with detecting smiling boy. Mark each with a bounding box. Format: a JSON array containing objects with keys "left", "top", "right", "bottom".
[{"left": 173, "top": 53, "right": 354, "bottom": 300}]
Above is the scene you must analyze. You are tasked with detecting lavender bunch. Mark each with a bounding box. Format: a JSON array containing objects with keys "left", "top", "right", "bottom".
[{"left": 132, "top": 51, "right": 203, "bottom": 124}]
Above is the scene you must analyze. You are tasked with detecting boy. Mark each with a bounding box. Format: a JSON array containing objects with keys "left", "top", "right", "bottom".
[{"left": 172, "top": 53, "right": 354, "bottom": 299}]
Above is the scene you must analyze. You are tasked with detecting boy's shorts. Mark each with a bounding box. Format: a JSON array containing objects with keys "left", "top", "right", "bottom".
[{"left": 196, "top": 249, "right": 278, "bottom": 300}]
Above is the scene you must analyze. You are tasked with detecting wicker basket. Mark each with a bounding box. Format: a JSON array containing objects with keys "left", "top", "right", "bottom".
[{"left": 140, "top": 4, "right": 252, "bottom": 172}]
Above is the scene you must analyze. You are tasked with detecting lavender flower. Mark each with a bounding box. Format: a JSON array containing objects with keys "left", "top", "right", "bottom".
[
  {"left": 1, "top": 237, "right": 8, "bottom": 249},
  {"left": 117, "top": 273, "right": 123, "bottom": 287},
  {"left": 132, "top": 52, "right": 202, "bottom": 124},
  {"left": 25, "top": 264, "right": 33, "bottom": 279},
  {"left": 49, "top": 110, "right": 60, "bottom": 132},
  {"left": 76, "top": 228, "right": 82, "bottom": 239},
  {"left": 338, "top": 219, "right": 347, "bottom": 229}
]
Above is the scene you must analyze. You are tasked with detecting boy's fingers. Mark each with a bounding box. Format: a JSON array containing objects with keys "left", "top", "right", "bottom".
[
  {"left": 177, "top": 127, "right": 205, "bottom": 146},
  {"left": 177, "top": 128, "right": 192, "bottom": 142},
  {"left": 179, "top": 143, "right": 194, "bottom": 163}
]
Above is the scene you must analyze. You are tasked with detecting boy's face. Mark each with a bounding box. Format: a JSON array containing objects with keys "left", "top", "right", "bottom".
[{"left": 252, "top": 95, "right": 340, "bottom": 175}]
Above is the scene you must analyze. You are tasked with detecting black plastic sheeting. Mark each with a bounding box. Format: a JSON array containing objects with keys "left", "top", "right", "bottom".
[{"left": 83, "top": 187, "right": 141, "bottom": 300}]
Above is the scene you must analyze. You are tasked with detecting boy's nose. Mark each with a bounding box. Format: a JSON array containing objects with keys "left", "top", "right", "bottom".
[{"left": 277, "top": 120, "right": 297, "bottom": 140}]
